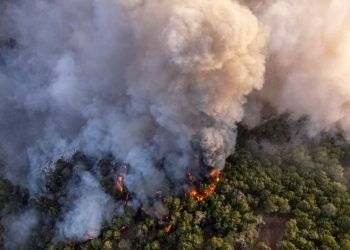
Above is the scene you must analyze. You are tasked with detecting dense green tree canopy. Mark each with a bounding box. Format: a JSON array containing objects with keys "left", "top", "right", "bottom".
[{"left": 1, "top": 117, "right": 350, "bottom": 249}]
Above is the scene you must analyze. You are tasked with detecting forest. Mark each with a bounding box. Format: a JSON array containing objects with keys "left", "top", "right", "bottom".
[
  {"left": 1, "top": 116, "right": 350, "bottom": 250},
  {"left": 1, "top": 0, "right": 350, "bottom": 249}
]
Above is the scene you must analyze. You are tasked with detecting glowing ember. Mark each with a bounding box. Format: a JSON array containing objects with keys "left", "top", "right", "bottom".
[
  {"left": 187, "top": 169, "right": 221, "bottom": 202},
  {"left": 187, "top": 188, "right": 198, "bottom": 197},
  {"left": 187, "top": 172, "right": 197, "bottom": 182},
  {"left": 87, "top": 233, "right": 94, "bottom": 240},
  {"left": 202, "top": 183, "right": 216, "bottom": 197},
  {"left": 209, "top": 169, "right": 221, "bottom": 181},
  {"left": 164, "top": 225, "right": 172, "bottom": 233},
  {"left": 187, "top": 187, "right": 205, "bottom": 202},
  {"left": 115, "top": 173, "right": 126, "bottom": 192}
]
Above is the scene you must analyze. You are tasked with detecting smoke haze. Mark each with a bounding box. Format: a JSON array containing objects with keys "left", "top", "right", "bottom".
[
  {"left": 56, "top": 171, "right": 118, "bottom": 241},
  {"left": 2, "top": 209, "right": 38, "bottom": 250},
  {"left": 1, "top": 0, "right": 350, "bottom": 245},
  {"left": 244, "top": 0, "right": 350, "bottom": 138}
]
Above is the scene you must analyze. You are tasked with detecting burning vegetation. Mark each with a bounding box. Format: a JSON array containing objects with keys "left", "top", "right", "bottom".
[
  {"left": 111, "top": 161, "right": 221, "bottom": 206},
  {"left": 115, "top": 173, "right": 126, "bottom": 193},
  {"left": 1, "top": 118, "right": 350, "bottom": 249},
  {"left": 187, "top": 169, "right": 221, "bottom": 202},
  {"left": 164, "top": 225, "right": 172, "bottom": 233},
  {"left": 1, "top": 0, "right": 350, "bottom": 249}
]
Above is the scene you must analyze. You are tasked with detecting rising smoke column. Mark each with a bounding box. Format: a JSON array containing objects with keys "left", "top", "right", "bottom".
[
  {"left": 244, "top": 0, "right": 350, "bottom": 138},
  {"left": 0, "top": 0, "right": 266, "bottom": 241},
  {"left": 3, "top": 0, "right": 350, "bottom": 245},
  {"left": 0, "top": 0, "right": 266, "bottom": 194},
  {"left": 56, "top": 171, "right": 119, "bottom": 241}
]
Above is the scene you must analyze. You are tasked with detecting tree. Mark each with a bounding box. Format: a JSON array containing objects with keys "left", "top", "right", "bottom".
[
  {"left": 210, "top": 236, "right": 224, "bottom": 249},
  {"left": 257, "top": 242, "right": 271, "bottom": 250}
]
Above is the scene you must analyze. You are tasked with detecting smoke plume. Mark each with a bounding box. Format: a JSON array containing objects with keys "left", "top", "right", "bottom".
[
  {"left": 2, "top": 0, "right": 350, "bottom": 246},
  {"left": 244, "top": 0, "right": 350, "bottom": 138},
  {"left": 0, "top": 0, "right": 266, "bottom": 242},
  {"left": 2, "top": 209, "right": 38, "bottom": 250},
  {"left": 56, "top": 171, "right": 118, "bottom": 241}
]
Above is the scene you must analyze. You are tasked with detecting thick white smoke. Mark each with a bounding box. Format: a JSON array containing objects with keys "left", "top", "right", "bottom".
[
  {"left": 2, "top": 209, "right": 38, "bottom": 250},
  {"left": 0, "top": 0, "right": 265, "bottom": 191},
  {"left": 0, "top": 0, "right": 266, "bottom": 241},
  {"left": 56, "top": 171, "right": 118, "bottom": 241},
  {"left": 244, "top": 0, "right": 350, "bottom": 138},
  {"left": 3, "top": 0, "right": 350, "bottom": 245}
]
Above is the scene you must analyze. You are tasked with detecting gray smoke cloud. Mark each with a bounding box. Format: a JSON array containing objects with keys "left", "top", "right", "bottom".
[
  {"left": 244, "top": 0, "right": 350, "bottom": 139},
  {"left": 2, "top": 209, "right": 38, "bottom": 250},
  {"left": 0, "top": 0, "right": 266, "bottom": 242},
  {"left": 3, "top": 0, "right": 350, "bottom": 246},
  {"left": 56, "top": 171, "right": 118, "bottom": 241}
]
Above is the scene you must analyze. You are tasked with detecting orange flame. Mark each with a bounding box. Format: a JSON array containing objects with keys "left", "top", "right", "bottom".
[
  {"left": 187, "top": 169, "right": 221, "bottom": 202},
  {"left": 187, "top": 183, "right": 216, "bottom": 202},
  {"left": 115, "top": 173, "right": 126, "bottom": 192},
  {"left": 209, "top": 169, "right": 221, "bottom": 181},
  {"left": 187, "top": 188, "right": 199, "bottom": 199},
  {"left": 164, "top": 225, "right": 172, "bottom": 233},
  {"left": 202, "top": 183, "right": 216, "bottom": 197}
]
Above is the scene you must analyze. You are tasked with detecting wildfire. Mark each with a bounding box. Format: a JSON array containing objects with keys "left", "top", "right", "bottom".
[
  {"left": 202, "top": 183, "right": 216, "bottom": 197},
  {"left": 87, "top": 233, "right": 94, "bottom": 241},
  {"left": 187, "top": 169, "right": 221, "bottom": 202},
  {"left": 187, "top": 183, "right": 216, "bottom": 202},
  {"left": 187, "top": 188, "right": 204, "bottom": 202},
  {"left": 115, "top": 173, "right": 126, "bottom": 193},
  {"left": 209, "top": 169, "right": 221, "bottom": 181},
  {"left": 187, "top": 172, "right": 197, "bottom": 182},
  {"left": 187, "top": 188, "right": 198, "bottom": 197},
  {"left": 164, "top": 225, "right": 172, "bottom": 233}
]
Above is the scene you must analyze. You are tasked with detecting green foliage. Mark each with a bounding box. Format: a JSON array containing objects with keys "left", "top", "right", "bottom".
[
  {"left": 2, "top": 117, "right": 350, "bottom": 249},
  {"left": 57, "top": 137, "right": 350, "bottom": 250}
]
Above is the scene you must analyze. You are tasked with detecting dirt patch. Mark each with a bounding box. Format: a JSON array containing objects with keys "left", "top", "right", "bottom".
[{"left": 252, "top": 213, "right": 290, "bottom": 250}]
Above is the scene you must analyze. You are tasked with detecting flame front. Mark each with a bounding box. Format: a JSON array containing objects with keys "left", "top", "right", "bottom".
[
  {"left": 115, "top": 173, "right": 126, "bottom": 193},
  {"left": 164, "top": 225, "right": 172, "bottom": 233},
  {"left": 187, "top": 184, "right": 216, "bottom": 202},
  {"left": 187, "top": 169, "right": 221, "bottom": 202},
  {"left": 209, "top": 169, "right": 221, "bottom": 181}
]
